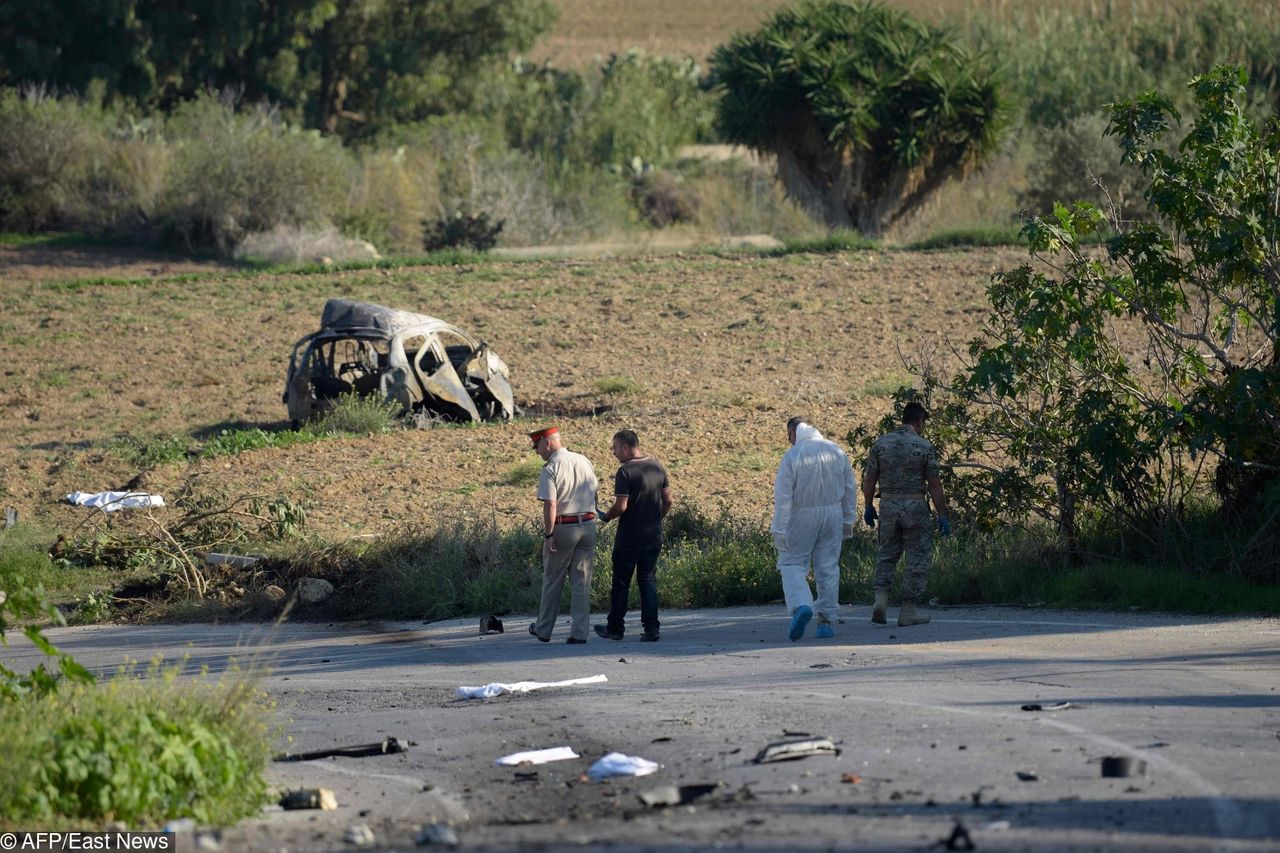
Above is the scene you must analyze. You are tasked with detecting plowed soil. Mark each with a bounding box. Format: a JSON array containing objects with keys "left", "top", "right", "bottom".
[{"left": 1, "top": 243, "right": 1030, "bottom": 541}]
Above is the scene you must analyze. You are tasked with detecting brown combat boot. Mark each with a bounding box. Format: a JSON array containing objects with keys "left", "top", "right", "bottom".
[
  {"left": 898, "top": 600, "right": 931, "bottom": 626},
  {"left": 871, "top": 590, "right": 888, "bottom": 624}
]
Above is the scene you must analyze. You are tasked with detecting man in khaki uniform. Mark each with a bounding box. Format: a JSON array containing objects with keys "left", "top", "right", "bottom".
[
  {"left": 862, "top": 401, "right": 951, "bottom": 627},
  {"left": 528, "top": 426, "right": 599, "bottom": 644}
]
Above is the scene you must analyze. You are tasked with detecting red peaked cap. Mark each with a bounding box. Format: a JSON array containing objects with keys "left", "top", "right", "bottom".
[{"left": 528, "top": 426, "right": 559, "bottom": 445}]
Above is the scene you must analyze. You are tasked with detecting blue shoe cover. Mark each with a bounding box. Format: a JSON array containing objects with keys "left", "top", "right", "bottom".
[
  {"left": 789, "top": 605, "right": 813, "bottom": 641},
  {"left": 815, "top": 623, "right": 834, "bottom": 639}
]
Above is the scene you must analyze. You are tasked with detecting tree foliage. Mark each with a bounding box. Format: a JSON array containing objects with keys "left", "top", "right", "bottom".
[
  {"left": 710, "top": 0, "right": 1005, "bottom": 235},
  {"left": 0, "top": 0, "right": 557, "bottom": 136},
  {"left": 866, "top": 66, "right": 1279, "bottom": 575}
]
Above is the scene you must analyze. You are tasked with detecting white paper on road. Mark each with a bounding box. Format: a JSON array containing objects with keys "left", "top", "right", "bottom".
[
  {"left": 455, "top": 673, "right": 607, "bottom": 699},
  {"left": 65, "top": 490, "right": 166, "bottom": 512},
  {"left": 587, "top": 752, "right": 659, "bottom": 779},
  {"left": 494, "top": 746, "right": 580, "bottom": 766}
]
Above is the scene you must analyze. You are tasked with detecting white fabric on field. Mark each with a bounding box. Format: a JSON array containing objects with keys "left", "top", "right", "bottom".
[
  {"left": 65, "top": 491, "right": 166, "bottom": 512},
  {"left": 455, "top": 673, "right": 607, "bottom": 699},
  {"left": 494, "top": 746, "right": 579, "bottom": 766},
  {"left": 587, "top": 752, "right": 659, "bottom": 779},
  {"left": 772, "top": 424, "right": 857, "bottom": 623}
]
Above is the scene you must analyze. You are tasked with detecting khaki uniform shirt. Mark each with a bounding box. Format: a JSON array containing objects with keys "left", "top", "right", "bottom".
[
  {"left": 536, "top": 448, "right": 599, "bottom": 514},
  {"left": 865, "top": 426, "right": 940, "bottom": 495}
]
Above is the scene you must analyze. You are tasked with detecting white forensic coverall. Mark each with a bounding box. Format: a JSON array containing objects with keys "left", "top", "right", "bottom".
[{"left": 771, "top": 423, "right": 858, "bottom": 622}]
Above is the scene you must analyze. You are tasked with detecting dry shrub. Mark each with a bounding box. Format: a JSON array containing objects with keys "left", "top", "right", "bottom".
[
  {"left": 635, "top": 170, "right": 698, "bottom": 227},
  {"left": 234, "top": 224, "right": 381, "bottom": 265},
  {"left": 342, "top": 146, "right": 441, "bottom": 253},
  {"left": 686, "top": 159, "right": 823, "bottom": 240}
]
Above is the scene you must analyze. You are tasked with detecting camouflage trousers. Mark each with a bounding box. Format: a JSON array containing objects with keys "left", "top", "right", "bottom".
[{"left": 874, "top": 498, "right": 933, "bottom": 601}]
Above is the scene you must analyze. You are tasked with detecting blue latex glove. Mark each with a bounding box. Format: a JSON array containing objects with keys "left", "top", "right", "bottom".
[
  {"left": 864, "top": 505, "right": 878, "bottom": 527},
  {"left": 938, "top": 515, "right": 951, "bottom": 537}
]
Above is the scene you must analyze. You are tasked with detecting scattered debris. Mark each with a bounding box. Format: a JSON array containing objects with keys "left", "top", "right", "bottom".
[
  {"left": 1021, "top": 702, "right": 1072, "bottom": 711},
  {"left": 1140, "top": 742, "right": 1169, "bottom": 749},
  {"left": 495, "top": 746, "right": 579, "bottom": 766},
  {"left": 415, "top": 823, "right": 459, "bottom": 846},
  {"left": 1016, "top": 771, "right": 1039, "bottom": 782},
  {"left": 940, "top": 821, "right": 976, "bottom": 851},
  {"left": 275, "top": 737, "right": 407, "bottom": 762},
  {"left": 284, "top": 299, "right": 515, "bottom": 425},
  {"left": 203, "top": 552, "right": 261, "bottom": 568},
  {"left": 841, "top": 773, "right": 863, "bottom": 784},
  {"left": 980, "top": 820, "right": 1010, "bottom": 832},
  {"left": 650, "top": 736, "right": 672, "bottom": 744},
  {"left": 754, "top": 737, "right": 838, "bottom": 764},
  {"left": 297, "top": 577, "right": 334, "bottom": 604},
  {"left": 1101, "top": 756, "right": 1147, "bottom": 778},
  {"left": 588, "top": 752, "right": 659, "bottom": 779},
  {"left": 343, "top": 823, "right": 376, "bottom": 846},
  {"left": 513, "top": 770, "right": 539, "bottom": 782},
  {"left": 279, "top": 788, "right": 338, "bottom": 810},
  {"left": 64, "top": 490, "right": 165, "bottom": 512},
  {"left": 455, "top": 674, "right": 607, "bottom": 699},
  {"left": 809, "top": 663, "right": 833, "bottom": 669},
  {"left": 638, "top": 783, "right": 719, "bottom": 808},
  {"left": 479, "top": 614, "right": 504, "bottom": 634}
]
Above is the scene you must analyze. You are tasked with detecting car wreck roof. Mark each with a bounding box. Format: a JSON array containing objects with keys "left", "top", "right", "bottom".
[{"left": 320, "top": 298, "right": 452, "bottom": 338}]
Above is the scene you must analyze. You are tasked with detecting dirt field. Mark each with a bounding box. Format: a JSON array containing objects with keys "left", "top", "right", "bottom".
[{"left": 0, "top": 242, "right": 1038, "bottom": 542}]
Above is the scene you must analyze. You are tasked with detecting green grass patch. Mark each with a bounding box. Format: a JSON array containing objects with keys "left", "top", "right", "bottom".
[
  {"left": 906, "top": 225, "right": 1024, "bottom": 250},
  {"left": 110, "top": 433, "right": 192, "bottom": 468},
  {"left": 201, "top": 427, "right": 323, "bottom": 458},
  {"left": 0, "top": 663, "right": 274, "bottom": 827},
  {"left": 593, "top": 375, "right": 645, "bottom": 395},
  {"left": 0, "top": 232, "right": 100, "bottom": 248},
  {"left": 501, "top": 459, "right": 545, "bottom": 486},
  {"left": 768, "top": 230, "right": 880, "bottom": 256}
]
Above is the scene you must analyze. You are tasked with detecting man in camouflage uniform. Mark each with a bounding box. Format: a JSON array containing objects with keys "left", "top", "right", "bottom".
[{"left": 861, "top": 401, "right": 951, "bottom": 627}]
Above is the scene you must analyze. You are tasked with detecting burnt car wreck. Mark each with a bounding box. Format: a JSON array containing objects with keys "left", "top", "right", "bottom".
[{"left": 284, "top": 299, "right": 515, "bottom": 425}]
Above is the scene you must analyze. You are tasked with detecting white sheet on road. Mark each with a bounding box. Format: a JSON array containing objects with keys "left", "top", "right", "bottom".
[
  {"left": 494, "top": 746, "right": 580, "bottom": 766},
  {"left": 588, "top": 752, "right": 659, "bottom": 779},
  {"left": 65, "top": 491, "right": 166, "bottom": 512},
  {"left": 455, "top": 673, "right": 607, "bottom": 699}
]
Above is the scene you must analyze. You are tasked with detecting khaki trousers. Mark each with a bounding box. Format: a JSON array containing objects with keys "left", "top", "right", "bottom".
[{"left": 533, "top": 521, "right": 596, "bottom": 641}]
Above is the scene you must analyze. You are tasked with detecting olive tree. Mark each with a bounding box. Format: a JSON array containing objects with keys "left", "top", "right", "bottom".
[{"left": 710, "top": 0, "right": 1005, "bottom": 235}]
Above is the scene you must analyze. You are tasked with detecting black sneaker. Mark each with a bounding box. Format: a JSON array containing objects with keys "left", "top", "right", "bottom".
[
  {"left": 528, "top": 623, "right": 549, "bottom": 643},
  {"left": 594, "top": 624, "right": 624, "bottom": 641},
  {"left": 640, "top": 631, "right": 659, "bottom": 642},
  {"left": 566, "top": 637, "right": 587, "bottom": 644}
]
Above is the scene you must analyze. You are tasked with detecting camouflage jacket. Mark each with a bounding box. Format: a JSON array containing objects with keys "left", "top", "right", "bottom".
[{"left": 864, "top": 426, "right": 939, "bottom": 495}]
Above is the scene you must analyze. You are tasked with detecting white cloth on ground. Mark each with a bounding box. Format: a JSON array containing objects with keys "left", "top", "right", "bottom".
[
  {"left": 771, "top": 423, "right": 857, "bottom": 622},
  {"left": 65, "top": 491, "right": 166, "bottom": 512},
  {"left": 494, "top": 746, "right": 579, "bottom": 766},
  {"left": 455, "top": 673, "right": 607, "bottom": 699},
  {"left": 587, "top": 752, "right": 659, "bottom": 779}
]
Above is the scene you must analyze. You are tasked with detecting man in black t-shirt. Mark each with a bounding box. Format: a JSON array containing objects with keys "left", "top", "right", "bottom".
[{"left": 595, "top": 430, "right": 673, "bottom": 642}]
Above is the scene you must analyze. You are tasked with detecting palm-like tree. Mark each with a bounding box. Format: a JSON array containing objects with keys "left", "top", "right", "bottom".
[{"left": 712, "top": 0, "right": 1005, "bottom": 235}]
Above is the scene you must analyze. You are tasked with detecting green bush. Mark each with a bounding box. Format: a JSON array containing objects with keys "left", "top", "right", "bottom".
[
  {"left": 1018, "top": 112, "right": 1148, "bottom": 221},
  {"left": 156, "top": 95, "right": 351, "bottom": 252},
  {"left": 0, "top": 89, "right": 110, "bottom": 232},
  {"left": 0, "top": 664, "right": 273, "bottom": 826},
  {"left": 310, "top": 392, "right": 402, "bottom": 435}
]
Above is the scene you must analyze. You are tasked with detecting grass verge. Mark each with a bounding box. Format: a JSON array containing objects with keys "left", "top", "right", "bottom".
[{"left": 0, "top": 662, "right": 274, "bottom": 827}]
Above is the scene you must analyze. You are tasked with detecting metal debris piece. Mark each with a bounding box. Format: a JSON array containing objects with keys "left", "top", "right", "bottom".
[
  {"left": 279, "top": 788, "right": 338, "bottom": 810},
  {"left": 941, "top": 821, "right": 976, "bottom": 851},
  {"left": 840, "top": 773, "right": 863, "bottom": 784},
  {"left": 275, "top": 736, "right": 408, "bottom": 762},
  {"left": 1016, "top": 771, "right": 1039, "bottom": 782},
  {"left": 416, "top": 823, "right": 459, "bottom": 846},
  {"left": 344, "top": 823, "right": 375, "bottom": 847},
  {"left": 204, "top": 552, "right": 261, "bottom": 568},
  {"left": 753, "top": 737, "right": 838, "bottom": 764},
  {"left": 1101, "top": 756, "right": 1147, "bottom": 778},
  {"left": 638, "top": 783, "right": 720, "bottom": 808},
  {"left": 1021, "top": 702, "right": 1071, "bottom": 711},
  {"left": 479, "top": 614, "right": 504, "bottom": 634}
]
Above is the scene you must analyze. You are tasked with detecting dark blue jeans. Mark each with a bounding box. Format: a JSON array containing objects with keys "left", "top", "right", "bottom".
[{"left": 607, "top": 543, "right": 661, "bottom": 636}]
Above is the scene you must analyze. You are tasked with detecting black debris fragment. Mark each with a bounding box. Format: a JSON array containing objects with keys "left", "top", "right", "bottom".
[
  {"left": 274, "top": 736, "right": 408, "bottom": 762},
  {"left": 1021, "top": 702, "right": 1071, "bottom": 711},
  {"left": 941, "top": 821, "right": 976, "bottom": 850},
  {"left": 754, "top": 737, "right": 838, "bottom": 763},
  {"left": 1101, "top": 756, "right": 1147, "bottom": 778},
  {"left": 1015, "top": 771, "right": 1039, "bottom": 782},
  {"left": 479, "top": 614, "right": 504, "bottom": 635}
]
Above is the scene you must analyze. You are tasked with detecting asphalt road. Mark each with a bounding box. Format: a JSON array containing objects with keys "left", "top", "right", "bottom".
[{"left": 6, "top": 606, "right": 1279, "bottom": 852}]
